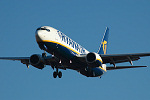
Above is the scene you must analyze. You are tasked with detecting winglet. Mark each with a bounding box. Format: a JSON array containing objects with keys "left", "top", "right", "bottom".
[{"left": 98, "top": 27, "right": 109, "bottom": 54}]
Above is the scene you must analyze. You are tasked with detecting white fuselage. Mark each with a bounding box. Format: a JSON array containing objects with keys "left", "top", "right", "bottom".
[
  {"left": 36, "top": 26, "right": 89, "bottom": 55},
  {"left": 35, "top": 26, "right": 105, "bottom": 77}
]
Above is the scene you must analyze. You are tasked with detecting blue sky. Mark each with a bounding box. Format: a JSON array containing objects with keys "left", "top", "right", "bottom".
[{"left": 0, "top": 0, "right": 150, "bottom": 100}]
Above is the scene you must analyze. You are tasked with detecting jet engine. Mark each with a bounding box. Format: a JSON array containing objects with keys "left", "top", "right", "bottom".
[
  {"left": 30, "top": 54, "right": 45, "bottom": 69},
  {"left": 86, "top": 52, "right": 102, "bottom": 67}
]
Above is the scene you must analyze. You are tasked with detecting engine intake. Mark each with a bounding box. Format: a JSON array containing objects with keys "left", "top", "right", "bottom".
[
  {"left": 30, "top": 54, "right": 45, "bottom": 69},
  {"left": 86, "top": 52, "right": 96, "bottom": 63},
  {"left": 86, "top": 52, "right": 102, "bottom": 67},
  {"left": 30, "top": 55, "right": 40, "bottom": 64}
]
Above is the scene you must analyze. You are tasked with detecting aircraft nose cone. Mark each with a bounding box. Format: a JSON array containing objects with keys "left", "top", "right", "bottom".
[
  {"left": 35, "top": 26, "right": 51, "bottom": 42},
  {"left": 35, "top": 30, "right": 43, "bottom": 42}
]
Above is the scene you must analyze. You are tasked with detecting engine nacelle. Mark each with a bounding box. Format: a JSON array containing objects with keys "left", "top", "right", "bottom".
[
  {"left": 86, "top": 52, "right": 102, "bottom": 67},
  {"left": 30, "top": 54, "right": 45, "bottom": 69}
]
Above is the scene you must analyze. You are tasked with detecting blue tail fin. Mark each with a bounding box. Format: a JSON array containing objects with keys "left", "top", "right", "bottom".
[{"left": 97, "top": 27, "right": 109, "bottom": 54}]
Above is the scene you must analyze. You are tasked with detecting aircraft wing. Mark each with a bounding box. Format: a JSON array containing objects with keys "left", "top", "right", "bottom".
[
  {"left": 106, "top": 66, "right": 147, "bottom": 70},
  {"left": 101, "top": 52, "right": 150, "bottom": 65},
  {"left": 0, "top": 57, "right": 30, "bottom": 65},
  {"left": 0, "top": 55, "right": 59, "bottom": 68}
]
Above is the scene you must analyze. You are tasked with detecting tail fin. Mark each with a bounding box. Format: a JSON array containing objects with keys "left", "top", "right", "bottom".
[{"left": 97, "top": 27, "right": 109, "bottom": 54}]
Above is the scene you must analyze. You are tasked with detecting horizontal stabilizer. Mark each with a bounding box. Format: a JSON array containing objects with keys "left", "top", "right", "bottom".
[{"left": 107, "top": 66, "right": 147, "bottom": 70}]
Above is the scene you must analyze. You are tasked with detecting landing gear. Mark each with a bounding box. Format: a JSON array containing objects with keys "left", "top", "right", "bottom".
[
  {"left": 41, "top": 51, "right": 63, "bottom": 78},
  {"left": 53, "top": 71, "right": 62, "bottom": 78},
  {"left": 58, "top": 71, "right": 62, "bottom": 78},
  {"left": 53, "top": 66, "right": 62, "bottom": 78},
  {"left": 53, "top": 71, "right": 57, "bottom": 78},
  {"left": 42, "top": 51, "right": 63, "bottom": 78}
]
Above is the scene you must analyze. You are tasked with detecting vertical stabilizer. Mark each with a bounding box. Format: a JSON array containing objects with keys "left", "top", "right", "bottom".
[{"left": 97, "top": 27, "right": 109, "bottom": 54}]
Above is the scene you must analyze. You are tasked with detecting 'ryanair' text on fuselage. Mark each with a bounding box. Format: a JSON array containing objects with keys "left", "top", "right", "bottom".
[{"left": 57, "top": 31, "right": 86, "bottom": 54}]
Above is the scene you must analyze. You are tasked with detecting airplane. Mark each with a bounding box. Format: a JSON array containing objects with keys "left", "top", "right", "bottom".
[{"left": 0, "top": 26, "right": 150, "bottom": 78}]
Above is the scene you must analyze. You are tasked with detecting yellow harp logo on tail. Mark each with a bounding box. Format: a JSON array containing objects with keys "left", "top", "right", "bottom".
[{"left": 102, "top": 40, "right": 107, "bottom": 54}]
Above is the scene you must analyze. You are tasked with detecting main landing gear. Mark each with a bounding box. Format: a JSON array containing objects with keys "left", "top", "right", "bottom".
[
  {"left": 42, "top": 51, "right": 62, "bottom": 78},
  {"left": 53, "top": 66, "right": 62, "bottom": 78},
  {"left": 53, "top": 71, "right": 62, "bottom": 78}
]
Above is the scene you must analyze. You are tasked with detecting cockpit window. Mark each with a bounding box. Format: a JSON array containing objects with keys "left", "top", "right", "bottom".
[
  {"left": 46, "top": 29, "right": 50, "bottom": 32},
  {"left": 37, "top": 27, "right": 50, "bottom": 32}
]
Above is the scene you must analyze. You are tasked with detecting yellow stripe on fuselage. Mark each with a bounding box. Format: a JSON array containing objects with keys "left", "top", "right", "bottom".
[{"left": 37, "top": 40, "right": 81, "bottom": 55}]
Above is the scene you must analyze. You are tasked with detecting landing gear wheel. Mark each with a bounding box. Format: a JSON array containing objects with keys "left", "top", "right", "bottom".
[
  {"left": 53, "top": 71, "right": 57, "bottom": 78},
  {"left": 58, "top": 71, "right": 62, "bottom": 78}
]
